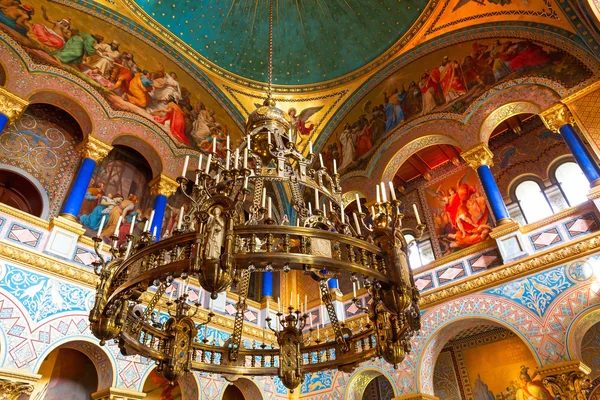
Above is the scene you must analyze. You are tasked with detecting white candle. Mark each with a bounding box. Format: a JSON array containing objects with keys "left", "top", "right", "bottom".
[
  {"left": 225, "top": 150, "right": 230, "bottom": 170},
  {"left": 268, "top": 131, "right": 271, "bottom": 145},
  {"left": 317, "top": 323, "right": 320, "bottom": 339},
  {"left": 309, "top": 141, "right": 313, "bottom": 154},
  {"left": 181, "top": 155, "right": 189, "bottom": 177},
  {"left": 97, "top": 215, "right": 106, "bottom": 237},
  {"left": 413, "top": 204, "right": 422, "bottom": 225},
  {"left": 198, "top": 154, "right": 203, "bottom": 170},
  {"left": 308, "top": 202, "right": 312, "bottom": 215},
  {"left": 148, "top": 210, "right": 155, "bottom": 230},
  {"left": 341, "top": 206, "right": 345, "bottom": 224},
  {"left": 234, "top": 148, "right": 240, "bottom": 169},
  {"left": 114, "top": 215, "right": 123, "bottom": 236},
  {"left": 143, "top": 220, "right": 149, "bottom": 233},
  {"left": 226, "top": 135, "right": 230, "bottom": 150},
  {"left": 247, "top": 134, "right": 251, "bottom": 148},
  {"left": 212, "top": 138, "right": 216, "bottom": 153},
  {"left": 381, "top": 182, "right": 387, "bottom": 202},
  {"left": 152, "top": 226, "right": 157, "bottom": 238},
  {"left": 168, "top": 284, "right": 174, "bottom": 301},
  {"left": 353, "top": 281, "right": 357, "bottom": 298},
  {"left": 244, "top": 176, "right": 248, "bottom": 189},
  {"left": 333, "top": 159, "right": 337, "bottom": 174},
  {"left": 262, "top": 188, "right": 267, "bottom": 208},
  {"left": 304, "top": 295, "right": 307, "bottom": 314},
  {"left": 209, "top": 298, "right": 214, "bottom": 311},
  {"left": 243, "top": 148, "right": 248, "bottom": 169},
  {"left": 129, "top": 215, "right": 136, "bottom": 235},
  {"left": 376, "top": 185, "right": 381, "bottom": 203},
  {"left": 296, "top": 218, "right": 300, "bottom": 227},
  {"left": 353, "top": 212, "right": 362, "bottom": 235},
  {"left": 315, "top": 190, "right": 319, "bottom": 210},
  {"left": 277, "top": 297, "right": 281, "bottom": 313},
  {"left": 310, "top": 312, "right": 313, "bottom": 328},
  {"left": 216, "top": 171, "right": 221, "bottom": 184},
  {"left": 329, "top": 201, "right": 334, "bottom": 214},
  {"left": 319, "top": 153, "right": 325, "bottom": 169},
  {"left": 268, "top": 197, "right": 272, "bottom": 219},
  {"left": 355, "top": 193, "right": 362, "bottom": 213},
  {"left": 203, "top": 324, "right": 208, "bottom": 339},
  {"left": 205, "top": 153, "right": 212, "bottom": 175},
  {"left": 389, "top": 181, "right": 396, "bottom": 200},
  {"left": 124, "top": 239, "right": 132, "bottom": 258},
  {"left": 371, "top": 205, "right": 376, "bottom": 218},
  {"left": 177, "top": 206, "right": 184, "bottom": 230}
]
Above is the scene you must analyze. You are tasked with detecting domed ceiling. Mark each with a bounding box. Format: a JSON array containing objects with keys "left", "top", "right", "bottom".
[{"left": 124, "top": 0, "right": 431, "bottom": 85}]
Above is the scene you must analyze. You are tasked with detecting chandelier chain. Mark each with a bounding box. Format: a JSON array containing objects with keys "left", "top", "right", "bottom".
[{"left": 267, "top": 0, "right": 273, "bottom": 100}]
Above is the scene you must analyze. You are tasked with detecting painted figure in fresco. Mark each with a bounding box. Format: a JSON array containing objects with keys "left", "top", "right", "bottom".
[
  {"left": 419, "top": 70, "right": 440, "bottom": 115},
  {"left": 126, "top": 70, "right": 153, "bottom": 108},
  {"left": 338, "top": 123, "right": 356, "bottom": 170},
  {"left": 30, "top": 6, "right": 71, "bottom": 49},
  {"left": 108, "top": 52, "right": 139, "bottom": 95},
  {"left": 514, "top": 366, "right": 553, "bottom": 400},
  {"left": 287, "top": 106, "right": 323, "bottom": 148},
  {"left": 473, "top": 375, "right": 495, "bottom": 400},
  {"left": 383, "top": 87, "right": 408, "bottom": 131},
  {"left": 52, "top": 31, "right": 104, "bottom": 65},
  {"left": 101, "top": 193, "right": 136, "bottom": 241},
  {"left": 0, "top": 2, "right": 33, "bottom": 35},
  {"left": 438, "top": 56, "right": 467, "bottom": 102},
  {"left": 354, "top": 114, "right": 374, "bottom": 158},
  {"left": 153, "top": 95, "right": 190, "bottom": 145},
  {"left": 79, "top": 180, "right": 105, "bottom": 216},
  {"left": 404, "top": 81, "right": 423, "bottom": 117},
  {"left": 428, "top": 170, "right": 492, "bottom": 255},
  {"left": 205, "top": 206, "right": 225, "bottom": 260},
  {"left": 80, "top": 193, "right": 118, "bottom": 231},
  {"left": 150, "top": 71, "right": 182, "bottom": 109},
  {"left": 117, "top": 207, "right": 141, "bottom": 243},
  {"left": 87, "top": 39, "right": 120, "bottom": 78}
]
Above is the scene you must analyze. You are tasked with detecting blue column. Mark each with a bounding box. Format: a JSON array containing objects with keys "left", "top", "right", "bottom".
[
  {"left": 261, "top": 272, "right": 273, "bottom": 298},
  {"left": 0, "top": 113, "right": 8, "bottom": 132},
  {"left": 328, "top": 278, "right": 339, "bottom": 290},
  {"left": 558, "top": 124, "right": 600, "bottom": 183},
  {"left": 61, "top": 157, "right": 97, "bottom": 218},
  {"left": 477, "top": 164, "right": 510, "bottom": 222},
  {"left": 150, "top": 194, "right": 167, "bottom": 242}
]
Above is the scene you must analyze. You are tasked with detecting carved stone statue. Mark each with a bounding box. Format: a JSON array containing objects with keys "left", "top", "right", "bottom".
[{"left": 205, "top": 206, "right": 225, "bottom": 259}]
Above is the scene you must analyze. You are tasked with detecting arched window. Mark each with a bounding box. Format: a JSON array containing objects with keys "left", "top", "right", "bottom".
[
  {"left": 514, "top": 180, "right": 553, "bottom": 223},
  {"left": 404, "top": 233, "right": 434, "bottom": 269},
  {"left": 555, "top": 161, "right": 589, "bottom": 207}
]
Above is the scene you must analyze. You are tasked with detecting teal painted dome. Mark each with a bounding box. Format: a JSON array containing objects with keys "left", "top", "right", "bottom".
[{"left": 131, "top": 0, "right": 429, "bottom": 85}]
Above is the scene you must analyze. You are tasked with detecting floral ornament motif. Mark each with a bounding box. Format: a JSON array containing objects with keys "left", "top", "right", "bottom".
[
  {"left": 567, "top": 260, "right": 594, "bottom": 282},
  {"left": 486, "top": 265, "right": 573, "bottom": 317},
  {"left": 540, "top": 103, "right": 575, "bottom": 133},
  {"left": 81, "top": 136, "right": 113, "bottom": 162},
  {"left": 461, "top": 143, "right": 495, "bottom": 170},
  {"left": 149, "top": 174, "right": 179, "bottom": 197}
]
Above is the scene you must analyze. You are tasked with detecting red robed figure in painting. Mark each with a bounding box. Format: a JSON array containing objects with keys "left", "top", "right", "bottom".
[{"left": 153, "top": 96, "right": 190, "bottom": 145}]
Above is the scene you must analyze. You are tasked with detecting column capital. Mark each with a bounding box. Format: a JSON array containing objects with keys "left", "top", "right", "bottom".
[
  {"left": 82, "top": 136, "right": 113, "bottom": 162},
  {"left": 0, "top": 367, "right": 41, "bottom": 400},
  {"left": 393, "top": 393, "right": 439, "bottom": 400},
  {"left": 92, "top": 387, "right": 146, "bottom": 400},
  {"left": 149, "top": 174, "right": 179, "bottom": 197},
  {"left": 0, "top": 87, "right": 28, "bottom": 124},
  {"left": 535, "top": 361, "right": 591, "bottom": 400},
  {"left": 461, "top": 143, "right": 494, "bottom": 170},
  {"left": 540, "top": 103, "right": 575, "bottom": 133}
]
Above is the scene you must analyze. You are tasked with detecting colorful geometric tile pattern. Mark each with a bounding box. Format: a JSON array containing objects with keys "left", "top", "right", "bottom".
[{"left": 529, "top": 227, "right": 563, "bottom": 250}]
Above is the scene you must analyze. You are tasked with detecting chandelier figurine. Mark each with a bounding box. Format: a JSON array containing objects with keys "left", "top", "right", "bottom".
[{"left": 88, "top": 0, "right": 423, "bottom": 392}]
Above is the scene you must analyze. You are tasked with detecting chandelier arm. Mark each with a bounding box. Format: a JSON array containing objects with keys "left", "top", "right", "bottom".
[
  {"left": 133, "top": 282, "right": 167, "bottom": 333},
  {"left": 319, "top": 280, "right": 349, "bottom": 352}
]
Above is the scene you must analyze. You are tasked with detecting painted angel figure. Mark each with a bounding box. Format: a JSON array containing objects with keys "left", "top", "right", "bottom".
[
  {"left": 205, "top": 206, "right": 225, "bottom": 260},
  {"left": 289, "top": 106, "right": 323, "bottom": 148}
]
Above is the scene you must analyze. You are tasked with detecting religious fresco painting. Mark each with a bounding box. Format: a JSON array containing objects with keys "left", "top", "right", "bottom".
[
  {"left": 327, "top": 38, "right": 592, "bottom": 172},
  {"left": 77, "top": 146, "right": 153, "bottom": 241},
  {"left": 424, "top": 168, "right": 492, "bottom": 255},
  {"left": 0, "top": 0, "right": 241, "bottom": 150},
  {"left": 143, "top": 369, "right": 182, "bottom": 400}
]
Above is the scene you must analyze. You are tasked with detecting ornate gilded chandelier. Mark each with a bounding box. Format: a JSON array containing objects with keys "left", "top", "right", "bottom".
[{"left": 88, "top": 0, "right": 422, "bottom": 392}]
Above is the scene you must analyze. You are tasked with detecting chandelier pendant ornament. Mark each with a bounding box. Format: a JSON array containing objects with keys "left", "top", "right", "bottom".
[{"left": 88, "top": 0, "right": 423, "bottom": 393}]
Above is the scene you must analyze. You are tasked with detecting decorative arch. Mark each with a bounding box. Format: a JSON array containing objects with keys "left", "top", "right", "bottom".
[
  {"left": 478, "top": 101, "right": 543, "bottom": 145},
  {"left": 27, "top": 91, "right": 93, "bottom": 139},
  {"left": 112, "top": 135, "right": 165, "bottom": 178},
  {"left": 139, "top": 366, "right": 201, "bottom": 400},
  {"left": 416, "top": 303, "right": 542, "bottom": 395},
  {"left": 565, "top": 304, "right": 600, "bottom": 362},
  {"left": 219, "top": 377, "right": 264, "bottom": 400},
  {"left": 33, "top": 337, "right": 116, "bottom": 391},
  {"left": 344, "top": 367, "right": 398, "bottom": 400},
  {"left": 0, "top": 164, "right": 50, "bottom": 219},
  {"left": 381, "top": 134, "right": 462, "bottom": 184}
]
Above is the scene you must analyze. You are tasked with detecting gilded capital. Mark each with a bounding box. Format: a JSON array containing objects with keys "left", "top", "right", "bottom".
[
  {"left": 81, "top": 136, "right": 112, "bottom": 162},
  {"left": 0, "top": 87, "right": 28, "bottom": 125},
  {"left": 461, "top": 143, "right": 494, "bottom": 170},
  {"left": 0, "top": 380, "right": 34, "bottom": 399},
  {"left": 536, "top": 361, "right": 591, "bottom": 400},
  {"left": 540, "top": 103, "right": 575, "bottom": 133},
  {"left": 149, "top": 174, "right": 179, "bottom": 197}
]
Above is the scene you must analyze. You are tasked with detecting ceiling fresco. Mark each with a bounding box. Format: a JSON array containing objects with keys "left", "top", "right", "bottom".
[
  {"left": 320, "top": 37, "right": 593, "bottom": 174},
  {"left": 123, "top": 0, "right": 432, "bottom": 85},
  {"left": 0, "top": 0, "right": 243, "bottom": 153}
]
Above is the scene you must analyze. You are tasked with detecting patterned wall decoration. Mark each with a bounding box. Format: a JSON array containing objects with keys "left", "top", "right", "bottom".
[
  {"left": 433, "top": 350, "right": 461, "bottom": 400},
  {"left": 0, "top": 105, "right": 81, "bottom": 217},
  {"left": 580, "top": 321, "right": 600, "bottom": 381}
]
